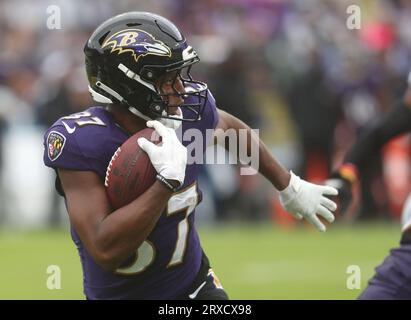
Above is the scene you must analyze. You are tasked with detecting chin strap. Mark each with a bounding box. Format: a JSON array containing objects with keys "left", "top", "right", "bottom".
[
  {"left": 128, "top": 106, "right": 152, "bottom": 122},
  {"left": 129, "top": 106, "right": 183, "bottom": 130}
]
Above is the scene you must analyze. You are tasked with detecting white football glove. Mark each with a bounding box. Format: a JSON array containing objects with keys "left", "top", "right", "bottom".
[
  {"left": 279, "top": 171, "right": 338, "bottom": 232},
  {"left": 137, "top": 120, "right": 187, "bottom": 186}
]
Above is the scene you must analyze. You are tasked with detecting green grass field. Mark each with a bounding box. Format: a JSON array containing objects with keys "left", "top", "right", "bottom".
[{"left": 0, "top": 222, "right": 401, "bottom": 299}]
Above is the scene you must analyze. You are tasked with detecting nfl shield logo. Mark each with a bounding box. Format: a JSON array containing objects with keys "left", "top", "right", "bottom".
[{"left": 47, "top": 131, "right": 66, "bottom": 161}]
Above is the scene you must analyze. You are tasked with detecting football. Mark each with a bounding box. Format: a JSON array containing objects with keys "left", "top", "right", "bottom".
[{"left": 105, "top": 128, "right": 161, "bottom": 209}]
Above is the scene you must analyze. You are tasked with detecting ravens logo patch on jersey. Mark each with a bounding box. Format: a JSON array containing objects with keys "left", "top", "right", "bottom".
[{"left": 47, "top": 131, "right": 66, "bottom": 161}]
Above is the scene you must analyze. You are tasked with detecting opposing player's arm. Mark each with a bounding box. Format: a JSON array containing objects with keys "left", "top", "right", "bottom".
[
  {"left": 215, "top": 108, "right": 338, "bottom": 232},
  {"left": 344, "top": 88, "right": 411, "bottom": 170},
  {"left": 327, "top": 87, "right": 411, "bottom": 214},
  {"left": 59, "top": 169, "right": 172, "bottom": 272}
]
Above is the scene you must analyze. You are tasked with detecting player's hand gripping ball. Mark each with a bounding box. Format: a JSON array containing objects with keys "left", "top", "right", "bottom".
[{"left": 105, "top": 128, "right": 161, "bottom": 209}]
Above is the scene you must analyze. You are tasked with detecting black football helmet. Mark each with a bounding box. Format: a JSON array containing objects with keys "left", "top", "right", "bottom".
[{"left": 84, "top": 11, "right": 208, "bottom": 121}]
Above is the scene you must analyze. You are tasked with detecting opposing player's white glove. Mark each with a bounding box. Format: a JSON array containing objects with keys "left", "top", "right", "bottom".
[
  {"left": 279, "top": 171, "right": 338, "bottom": 232},
  {"left": 137, "top": 120, "right": 187, "bottom": 186}
]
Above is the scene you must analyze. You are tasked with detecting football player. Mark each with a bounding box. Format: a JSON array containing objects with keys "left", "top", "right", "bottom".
[
  {"left": 327, "top": 74, "right": 411, "bottom": 299},
  {"left": 43, "top": 12, "right": 338, "bottom": 300}
]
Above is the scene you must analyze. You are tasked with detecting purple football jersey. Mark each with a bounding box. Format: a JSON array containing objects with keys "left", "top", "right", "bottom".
[{"left": 43, "top": 90, "right": 219, "bottom": 299}]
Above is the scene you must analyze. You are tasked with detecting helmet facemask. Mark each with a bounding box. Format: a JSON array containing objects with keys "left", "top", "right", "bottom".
[
  {"left": 122, "top": 60, "right": 208, "bottom": 123},
  {"left": 148, "top": 65, "right": 208, "bottom": 122}
]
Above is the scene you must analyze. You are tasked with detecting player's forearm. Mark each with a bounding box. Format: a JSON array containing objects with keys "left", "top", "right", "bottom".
[
  {"left": 95, "top": 181, "right": 172, "bottom": 270},
  {"left": 219, "top": 112, "right": 290, "bottom": 190},
  {"left": 344, "top": 102, "right": 411, "bottom": 170},
  {"left": 258, "top": 141, "right": 291, "bottom": 191}
]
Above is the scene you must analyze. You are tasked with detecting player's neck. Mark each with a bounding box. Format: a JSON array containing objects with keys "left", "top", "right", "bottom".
[{"left": 107, "top": 104, "right": 146, "bottom": 135}]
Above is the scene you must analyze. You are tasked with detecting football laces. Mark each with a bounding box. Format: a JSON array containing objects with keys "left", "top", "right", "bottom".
[{"left": 105, "top": 147, "right": 122, "bottom": 187}]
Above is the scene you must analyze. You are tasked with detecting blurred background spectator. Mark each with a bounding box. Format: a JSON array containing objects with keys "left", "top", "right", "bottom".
[{"left": 1, "top": 0, "right": 410, "bottom": 228}]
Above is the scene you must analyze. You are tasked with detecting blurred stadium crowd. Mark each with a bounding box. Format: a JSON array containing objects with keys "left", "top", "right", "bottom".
[{"left": 0, "top": 0, "right": 411, "bottom": 228}]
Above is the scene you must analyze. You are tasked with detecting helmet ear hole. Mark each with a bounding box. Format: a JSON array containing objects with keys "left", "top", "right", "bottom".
[{"left": 121, "top": 80, "right": 154, "bottom": 109}]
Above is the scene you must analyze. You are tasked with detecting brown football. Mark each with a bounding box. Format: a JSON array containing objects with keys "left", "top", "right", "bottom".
[{"left": 105, "top": 128, "right": 161, "bottom": 209}]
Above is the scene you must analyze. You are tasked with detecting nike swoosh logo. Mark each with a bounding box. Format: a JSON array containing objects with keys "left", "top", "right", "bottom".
[
  {"left": 62, "top": 121, "right": 76, "bottom": 134},
  {"left": 188, "top": 281, "right": 206, "bottom": 299}
]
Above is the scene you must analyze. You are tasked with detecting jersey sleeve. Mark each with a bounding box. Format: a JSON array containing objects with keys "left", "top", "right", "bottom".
[{"left": 43, "top": 125, "right": 94, "bottom": 172}]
